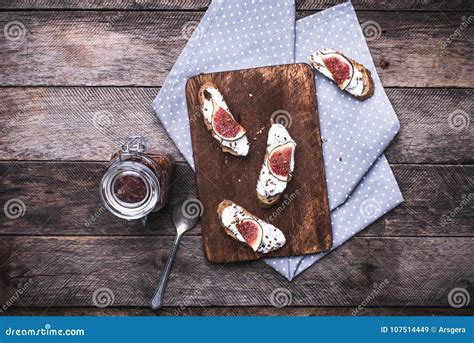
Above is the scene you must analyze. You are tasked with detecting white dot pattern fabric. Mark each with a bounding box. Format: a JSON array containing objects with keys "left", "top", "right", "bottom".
[
  {"left": 152, "top": 1, "right": 404, "bottom": 281},
  {"left": 295, "top": 4, "right": 400, "bottom": 209},
  {"left": 153, "top": 0, "right": 295, "bottom": 169},
  {"left": 263, "top": 155, "right": 403, "bottom": 280}
]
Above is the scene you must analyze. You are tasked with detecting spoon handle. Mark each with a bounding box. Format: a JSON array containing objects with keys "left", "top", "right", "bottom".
[{"left": 151, "top": 235, "right": 181, "bottom": 309}]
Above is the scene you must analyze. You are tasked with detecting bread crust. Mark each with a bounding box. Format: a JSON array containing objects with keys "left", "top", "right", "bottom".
[
  {"left": 350, "top": 58, "right": 375, "bottom": 100},
  {"left": 198, "top": 82, "right": 244, "bottom": 156},
  {"left": 217, "top": 199, "right": 258, "bottom": 241},
  {"left": 309, "top": 50, "right": 375, "bottom": 101},
  {"left": 216, "top": 199, "right": 234, "bottom": 218},
  {"left": 257, "top": 190, "right": 281, "bottom": 208},
  {"left": 256, "top": 174, "right": 294, "bottom": 208}
]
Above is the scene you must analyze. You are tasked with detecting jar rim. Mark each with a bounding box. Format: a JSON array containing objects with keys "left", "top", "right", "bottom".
[{"left": 99, "top": 160, "right": 161, "bottom": 220}]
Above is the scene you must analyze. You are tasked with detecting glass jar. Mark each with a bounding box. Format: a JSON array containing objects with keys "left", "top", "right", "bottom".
[{"left": 100, "top": 136, "right": 175, "bottom": 220}]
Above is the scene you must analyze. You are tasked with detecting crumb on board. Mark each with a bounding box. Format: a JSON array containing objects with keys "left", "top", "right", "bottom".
[{"left": 253, "top": 126, "right": 266, "bottom": 140}]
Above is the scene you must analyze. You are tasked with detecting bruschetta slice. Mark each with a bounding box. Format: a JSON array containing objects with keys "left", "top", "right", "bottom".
[
  {"left": 217, "top": 200, "right": 286, "bottom": 254},
  {"left": 309, "top": 48, "right": 375, "bottom": 100},
  {"left": 198, "top": 82, "right": 250, "bottom": 156},
  {"left": 256, "top": 124, "right": 296, "bottom": 208}
]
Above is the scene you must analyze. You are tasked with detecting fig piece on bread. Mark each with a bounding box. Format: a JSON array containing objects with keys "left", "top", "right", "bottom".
[
  {"left": 256, "top": 124, "right": 296, "bottom": 208},
  {"left": 217, "top": 200, "right": 286, "bottom": 254},
  {"left": 309, "top": 48, "right": 375, "bottom": 100},
  {"left": 198, "top": 82, "right": 250, "bottom": 156}
]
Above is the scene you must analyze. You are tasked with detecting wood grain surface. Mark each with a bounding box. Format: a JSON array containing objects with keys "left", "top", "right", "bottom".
[
  {"left": 1, "top": 236, "right": 472, "bottom": 307},
  {"left": 1, "top": 0, "right": 472, "bottom": 11},
  {"left": 186, "top": 64, "right": 332, "bottom": 263},
  {"left": 1, "top": 88, "right": 471, "bottom": 163},
  {"left": 0, "top": 0, "right": 472, "bottom": 315},
  {"left": 4, "top": 307, "right": 473, "bottom": 317},
  {"left": 0, "top": 11, "right": 471, "bottom": 87},
  {"left": 1, "top": 163, "right": 472, "bottom": 237}
]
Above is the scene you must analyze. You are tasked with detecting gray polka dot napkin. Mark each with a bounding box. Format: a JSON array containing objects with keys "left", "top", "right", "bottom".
[
  {"left": 153, "top": 0, "right": 295, "bottom": 169},
  {"left": 152, "top": 1, "right": 404, "bottom": 281}
]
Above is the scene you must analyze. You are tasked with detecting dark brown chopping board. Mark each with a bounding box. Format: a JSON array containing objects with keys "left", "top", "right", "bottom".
[{"left": 185, "top": 63, "right": 332, "bottom": 263}]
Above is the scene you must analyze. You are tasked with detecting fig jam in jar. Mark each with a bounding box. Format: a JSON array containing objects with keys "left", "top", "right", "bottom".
[{"left": 100, "top": 136, "right": 174, "bottom": 220}]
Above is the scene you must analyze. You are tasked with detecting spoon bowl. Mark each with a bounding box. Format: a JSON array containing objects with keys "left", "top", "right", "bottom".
[{"left": 173, "top": 199, "right": 201, "bottom": 235}]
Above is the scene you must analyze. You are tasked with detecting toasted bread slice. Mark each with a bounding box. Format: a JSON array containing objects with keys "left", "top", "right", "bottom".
[
  {"left": 256, "top": 124, "right": 296, "bottom": 208},
  {"left": 309, "top": 48, "right": 375, "bottom": 100},
  {"left": 198, "top": 82, "right": 249, "bottom": 156},
  {"left": 217, "top": 199, "right": 286, "bottom": 254}
]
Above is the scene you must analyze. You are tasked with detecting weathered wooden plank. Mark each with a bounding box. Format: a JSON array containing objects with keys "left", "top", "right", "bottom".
[
  {"left": 0, "top": 0, "right": 470, "bottom": 11},
  {"left": 385, "top": 88, "right": 473, "bottom": 164},
  {"left": 298, "top": 0, "right": 473, "bottom": 11},
  {"left": 0, "top": 236, "right": 472, "bottom": 306},
  {"left": 0, "top": 161, "right": 198, "bottom": 236},
  {"left": 1, "top": 88, "right": 472, "bottom": 163},
  {"left": 1, "top": 162, "right": 473, "bottom": 236},
  {"left": 0, "top": 87, "right": 181, "bottom": 161},
  {"left": 0, "top": 11, "right": 471, "bottom": 87},
  {"left": 3, "top": 307, "right": 473, "bottom": 316}
]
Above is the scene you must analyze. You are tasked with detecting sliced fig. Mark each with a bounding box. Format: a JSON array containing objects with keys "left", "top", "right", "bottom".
[
  {"left": 268, "top": 142, "right": 295, "bottom": 182},
  {"left": 236, "top": 218, "right": 263, "bottom": 252},
  {"left": 210, "top": 100, "right": 246, "bottom": 141},
  {"left": 321, "top": 53, "right": 354, "bottom": 90}
]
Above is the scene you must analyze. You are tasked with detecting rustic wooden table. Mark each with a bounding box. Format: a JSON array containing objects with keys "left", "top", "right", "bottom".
[{"left": 0, "top": 0, "right": 472, "bottom": 316}]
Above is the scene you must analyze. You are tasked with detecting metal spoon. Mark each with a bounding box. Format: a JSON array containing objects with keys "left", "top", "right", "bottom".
[{"left": 151, "top": 198, "right": 201, "bottom": 309}]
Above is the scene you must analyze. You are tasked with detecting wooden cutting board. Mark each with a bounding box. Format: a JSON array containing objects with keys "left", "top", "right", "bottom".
[{"left": 185, "top": 63, "right": 332, "bottom": 263}]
